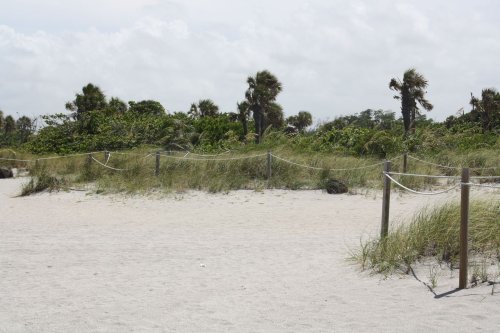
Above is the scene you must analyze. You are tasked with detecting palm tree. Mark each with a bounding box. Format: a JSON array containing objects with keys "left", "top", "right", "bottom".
[
  {"left": 16, "top": 116, "right": 33, "bottom": 143},
  {"left": 287, "top": 111, "right": 313, "bottom": 132},
  {"left": 65, "top": 83, "right": 107, "bottom": 120},
  {"left": 266, "top": 102, "right": 285, "bottom": 129},
  {"left": 188, "top": 100, "right": 219, "bottom": 118},
  {"left": 245, "top": 70, "right": 282, "bottom": 143},
  {"left": 389, "top": 68, "right": 433, "bottom": 135},
  {"left": 3, "top": 115, "right": 16, "bottom": 134},
  {"left": 470, "top": 88, "right": 500, "bottom": 132},
  {"left": 237, "top": 101, "right": 250, "bottom": 138},
  {"left": 197, "top": 99, "right": 219, "bottom": 117}
]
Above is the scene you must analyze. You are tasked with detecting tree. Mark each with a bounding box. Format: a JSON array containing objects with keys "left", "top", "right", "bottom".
[
  {"left": 470, "top": 88, "right": 500, "bottom": 132},
  {"left": 188, "top": 103, "right": 200, "bottom": 118},
  {"left": 389, "top": 68, "right": 433, "bottom": 136},
  {"left": 128, "top": 100, "right": 166, "bottom": 117},
  {"left": 266, "top": 102, "right": 285, "bottom": 129},
  {"left": 287, "top": 111, "right": 313, "bottom": 132},
  {"left": 373, "top": 110, "right": 396, "bottom": 130},
  {"left": 237, "top": 101, "right": 250, "bottom": 137},
  {"left": 3, "top": 115, "right": 16, "bottom": 134},
  {"left": 16, "top": 116, "right": 34, "bottom": 143},
  {"left": 197, "top": 99, "right": 219, "bottom": 117},
  {"left": 188, "top": 100, "right": 219, "bottom": 118},
  {"left": 65, "top": 83, "right": 107, "bottom": 120},
  {"left": 245, "top": 70, "right": 283, "bottom": 143},
  {"left": 108, "top": 97, "right": 128, "bottom": 114}
]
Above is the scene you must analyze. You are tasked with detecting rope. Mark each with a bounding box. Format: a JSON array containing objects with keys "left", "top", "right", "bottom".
[
  {"left": 467, "top": 183, "right": 500, "bottom": 189},
  {"left": 407, "top": 154, "right": 497, "bottom": 170},
  {"left": 470, "top": 175, "right": 500, "bottom": 180},
  {"left": 36, "top": 151, "right": 104, "bottom": 161},
  {"left": 271, "top": 154, "right": 385, "bottom": 171},
  {"left": 165, "top": 143, "right": 233, "bottom": 156},
  {"left": 181, "top": 151, "right": 232, "bottom": 157},
  {"left": 90, "top": 156, "right": 130, "bottom": 171},
  {"left": 384, "top": 173, "right": 460, "bottom": 195},
  {"left": 0, "top": 157, "right": 33, "bottom": 162},
  {"left": 159, "top": 153, "right": 267, "bottom": 161},
  {"left": 387, "top": 171, "right": 460, "bottom": 179},
  {"left": 407, "top": 155, "right": 458, "bottom": 170}
]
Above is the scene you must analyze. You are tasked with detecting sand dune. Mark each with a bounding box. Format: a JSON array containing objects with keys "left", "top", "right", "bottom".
[{"left": 1, "top": 178, "right": 498, "bottom": 332}]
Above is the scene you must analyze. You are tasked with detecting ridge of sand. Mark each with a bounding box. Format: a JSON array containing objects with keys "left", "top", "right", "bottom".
[{"left": 1, "top": 178, "right": 498, "bottom": 332}]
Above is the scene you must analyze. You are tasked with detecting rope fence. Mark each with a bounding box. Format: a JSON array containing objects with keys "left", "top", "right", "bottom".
[
  {"left": 380, "top": 161, "right": 498, "bottom": 290},
  {"left": 158, "top": 152, "right": 267, "bottom": 162},
  {"left": 383, "top": 173, "right": 460, "bottom": 195},
  {"left": 90, "top": 156, "right": 131, "bottom": 172},
  {"left": 270, "top": 154, "right": 387, "bottom": 171},
  {"left": 407, "top": 154, "right": 497, "bottom": 171}
]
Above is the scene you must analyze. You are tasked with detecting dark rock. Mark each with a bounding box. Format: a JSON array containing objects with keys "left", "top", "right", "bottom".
[
  {"left": 325, "top": 178, "right": 348, "bottom": 194},
  {"left": 0, "top": 167, "right": 13, "bottom": 179}
]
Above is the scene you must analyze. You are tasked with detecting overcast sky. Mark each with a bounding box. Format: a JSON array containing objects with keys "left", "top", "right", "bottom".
[{"left": 1, "top": 0, "right": 499, "bottom": 123}]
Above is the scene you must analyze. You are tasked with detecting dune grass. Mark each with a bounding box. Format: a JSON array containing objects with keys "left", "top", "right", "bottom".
[
  {"left": 13, "top": 148, "right": 389, "bottom": 194},
  {"left": 354, "top": 200, "right": 500, "bottom": 280},
  {"left": 2, "top": 146, "right": 498, "bottom": 194}
]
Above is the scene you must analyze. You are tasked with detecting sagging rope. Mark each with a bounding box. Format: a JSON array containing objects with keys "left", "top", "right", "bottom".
[
  {"left": 469, "top": 175, "right": 500, "bottom": 180},
  {"left": 387, "top": 171, "right": 500, "bottom": 181},
  {"left": 159, "top": 152, "right": 267, "bottom": 161},
  {"left": 407, "top": 154, "right": 497, "bottom": 171},
  {"left": 466, "top": 183, "right": 500, "bottom": 189},
  {"left": 37, "top": 152, "right": 104, "bottom": 161},
  {"left": 0, "top": 151, "right": 105, "bottom": 163},
  {"left": 90, "top": 156, "right": 131, "bottom": 171},
  {"left": 271, "top": 154, "right": 386, "bottom": 171},
  {"left": 0, "top": 157, "right": 33, "bottom": 162},
  {"left": 164, "top": 143, "right": 232, "bottom": 157},
  {"left": 384, "top": 172, "right": 460, "bottom": 195},
  {"left": 387, "top": 171, "right": 460, "bottom": 179}
]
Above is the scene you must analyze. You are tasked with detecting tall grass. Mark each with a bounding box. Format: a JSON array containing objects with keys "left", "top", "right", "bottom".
[
  {"left": 354, "top": 200, "right": 500, "bottom": 275},
  {"left": 3, "top": 146, "right": 498, "bottom": 194}
]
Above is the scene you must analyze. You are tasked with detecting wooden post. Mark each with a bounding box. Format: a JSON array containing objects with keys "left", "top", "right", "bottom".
[
  {"left": 155, "top": 151, "right": 160, "bottom": 176},
  {"left": 459, "top": 168, "right": 470, "bottom": 289},
  {"left": 381, "top": 160, "right": 392, "bottom": 238},
  {"left": 403, "top": 153, "right": 408, "bottom": 173},
  {"left": 266, "top": 151, "right": 272, "bottom": 181},
  {"left": 86, "top": 153, "right": 92, "bottom": 165},
  {"left": 104, "top": 151, "right": 110, "bottom": 162}
]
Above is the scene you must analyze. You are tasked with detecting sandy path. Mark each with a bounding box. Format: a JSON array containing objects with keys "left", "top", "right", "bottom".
[{"left": 1, "top": 178, "right": 498, "bottom": 332}]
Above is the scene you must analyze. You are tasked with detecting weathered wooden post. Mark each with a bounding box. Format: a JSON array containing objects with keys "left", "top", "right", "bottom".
[
  {"left": 403, "top": 153, "right": 408, "bottom": 173},
  {"left": 266, "top": 151, "right": 272, "bottom": 181},
  {"left": 381, "top": 160, "right": 392, "bottom": 238},
  {"left": 155, "top": 151, "right": 160, "bottom": 176},
  {"left": 104, "top": 151, "right": 110, "bottom": 162},
  {"left": 459, "top": 168, "right": 470, "bottom": 289}
]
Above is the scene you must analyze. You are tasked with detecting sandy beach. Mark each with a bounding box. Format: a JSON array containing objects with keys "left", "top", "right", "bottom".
[{"left": 1, "top": 178, "right": 499, "bottom": 332}]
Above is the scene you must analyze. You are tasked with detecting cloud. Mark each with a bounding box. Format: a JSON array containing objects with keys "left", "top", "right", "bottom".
[{"left": 0, "top": 0, "right": 499, "bottom": 123}]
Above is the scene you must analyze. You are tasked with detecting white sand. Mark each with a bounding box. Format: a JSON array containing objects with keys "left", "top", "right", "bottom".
[{"left": 1, "top": 178, "right": 498, "bottom": 332}]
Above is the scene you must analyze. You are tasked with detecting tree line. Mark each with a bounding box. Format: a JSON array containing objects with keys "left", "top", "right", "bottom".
[{"left": 0, "top": 68, "right": 498, "bottom": 156}]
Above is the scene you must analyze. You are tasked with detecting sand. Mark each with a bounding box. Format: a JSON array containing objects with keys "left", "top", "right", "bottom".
[{"left": 1, "top": 178, "right": 499, "bottom": 332}]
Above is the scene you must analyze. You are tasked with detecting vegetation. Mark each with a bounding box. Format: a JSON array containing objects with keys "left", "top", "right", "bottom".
[
  {"left": 354, "top": 200, "right": 500, "bottom": 283},
  {"left": 244, "top": 70, "right": 283, "bottom": 143},
  {"left": 0, "top": 69, "right": 498, "bottom": 191},
  {"left": 389, "top": 68, "right": 433, "bottom": 136}
]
